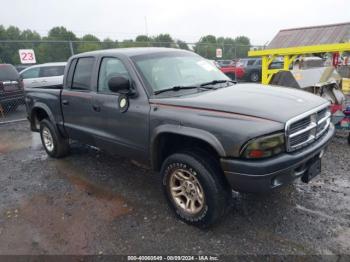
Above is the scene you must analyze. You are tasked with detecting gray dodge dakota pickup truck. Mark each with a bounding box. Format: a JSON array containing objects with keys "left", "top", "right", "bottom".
[{"left": 25, "top": 48, "right": 335, "bottom": 227}]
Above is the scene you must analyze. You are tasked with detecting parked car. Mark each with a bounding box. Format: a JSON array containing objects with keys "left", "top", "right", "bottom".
[
  {"left": 25, "top": 48, "right": 334, "bottom": 227},
  {"left": 293, "top": 56, "right": 325, "bottom": 69},
  {"left": 20, "top": 62, "right": 66, "bottom": 89},
  {"left": 235, "top": 58, "right": 283, "bottom": 82},
  {"left": 216, "top": 60, "right": 236, "bottom": 80},
  {"left": 216, "top": 60, "right": 235, "bottom": 67},
  {"left": 0, "top": 64, "right": 24, "bottom": 112}
]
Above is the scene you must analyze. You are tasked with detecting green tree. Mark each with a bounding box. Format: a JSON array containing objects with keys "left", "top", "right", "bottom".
[
  {"left": 21, "top": 29, "right": 41, "bottom": 41},
  {"left": 217, "top": 37, "right": 235, "bottom": 59},
  {"left": 194, "top": 35, "right": 251, "bottom": 59},
  {"left": 1, "top": 26, "right": 22, "bottom": 64},
  {"left": 194, "top": 35, "right": 217, "bottom": 59},
  {"left": 0, "top": 26, "right": 6, "bottom": 63},
  {"left": 77, "top": 34, "right": 101, "bottom": 53},
  {"left": 37, "top": 26, "right": 77, "bottom": 63},
  {"left": 176, "top": 40, "right": 189, "bottom": 50},
  {"left": 152, "top": 34, "right": 175, "bottom": 47},
  {"left": 101, "top": 38, "right": 117, "bottom": 49},
  {"left": 0, "top": 26, "right": 43, "bottom": 64},
  {"left": 134, "top": 35, "right": 151, "bottom": 47},
  {"left": 235, "top": 36, "right": 251, "bottom": 58},
  {"left": 120, "top": 39, "right": 135, "bottom": 48}
]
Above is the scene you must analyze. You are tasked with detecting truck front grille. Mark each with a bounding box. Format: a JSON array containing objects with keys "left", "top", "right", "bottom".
[{"left": 285, "top": 104, "right": 331, "bottom": 152}]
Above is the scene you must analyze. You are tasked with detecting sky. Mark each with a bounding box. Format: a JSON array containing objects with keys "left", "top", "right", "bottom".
[{"left": 1, "top": 0, "right": 349, "bottom": 45}]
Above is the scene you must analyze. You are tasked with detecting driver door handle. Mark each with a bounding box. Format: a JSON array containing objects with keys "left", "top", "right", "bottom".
[
  {"left": 62, "top": 100, "right": 69, "bottom": 105},
  {"left": 92, "top": 105, "right": 101, "bottom": 112}
]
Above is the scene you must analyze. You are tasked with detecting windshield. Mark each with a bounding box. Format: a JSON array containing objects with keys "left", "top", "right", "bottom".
[{"left": 132, "top": 52, "right": 229, "bottom": 94}]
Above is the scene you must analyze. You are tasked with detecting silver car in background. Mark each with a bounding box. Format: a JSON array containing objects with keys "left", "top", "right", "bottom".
[{"left": 20, "top": 62, "right": 66, "bottom": 89}]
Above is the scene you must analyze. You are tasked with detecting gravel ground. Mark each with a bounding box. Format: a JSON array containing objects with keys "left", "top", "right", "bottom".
[{"left": 0, "top": 121, "right": 349, "bottom": 257}]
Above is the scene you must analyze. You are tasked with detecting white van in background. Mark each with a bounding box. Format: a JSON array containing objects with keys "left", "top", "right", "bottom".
[{"left": 20, "top": 62, "right": 66, "bottom": 89}]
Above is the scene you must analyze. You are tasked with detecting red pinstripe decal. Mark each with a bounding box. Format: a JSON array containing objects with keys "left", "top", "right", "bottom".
[
  {"left": 63, "top": 91, "right": 92, "bottom": 99},
  {"left": 149, "top": 102, "right": 275, "bottom": 122}
]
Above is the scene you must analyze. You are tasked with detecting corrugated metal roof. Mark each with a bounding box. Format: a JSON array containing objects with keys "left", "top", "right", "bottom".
[{"left": 268, "top": 22, "right": 350, "bottom": 49}]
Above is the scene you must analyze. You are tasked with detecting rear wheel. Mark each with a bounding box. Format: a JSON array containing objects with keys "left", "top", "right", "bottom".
[
  {"left": 40, "top": 119, "right": 70, "bottom": 158},
  {"left": 250, "top": 71, "right": 260, "bottom": 82},
  {"left": 161, "top": 151, "right": 231, "bottom": 227}
]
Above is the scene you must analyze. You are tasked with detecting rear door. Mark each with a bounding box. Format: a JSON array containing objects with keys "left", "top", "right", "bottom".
[
  {"left": 61, "top": 57, "right": 97, "bottom": 144},
  {"left": 39, "top": 65, "right": 65, "bottom": 88}
]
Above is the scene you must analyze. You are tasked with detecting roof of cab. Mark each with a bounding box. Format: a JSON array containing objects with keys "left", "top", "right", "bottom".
[{"left": 73, "top": 47, "right": 193, "bottom": 58}]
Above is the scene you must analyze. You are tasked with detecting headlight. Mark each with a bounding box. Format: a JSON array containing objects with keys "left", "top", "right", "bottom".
[{"left": 241, "top": 133, "right": 285, "bottom": 159}]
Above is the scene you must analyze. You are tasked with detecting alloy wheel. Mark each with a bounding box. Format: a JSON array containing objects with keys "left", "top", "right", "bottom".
[{"left": 169, "top": 168, "right": 205, "bottom": 215}]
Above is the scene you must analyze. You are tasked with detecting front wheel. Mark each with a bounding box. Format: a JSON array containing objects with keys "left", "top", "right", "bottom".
[
  {"left": 161, "top": 151, "right": 231, "bottom": 227},
  {"left": 40, "top": 119, "right": 70, "bottom": 158}
]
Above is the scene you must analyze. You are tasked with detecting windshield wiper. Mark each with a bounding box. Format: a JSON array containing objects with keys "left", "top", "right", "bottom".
[
  {"left": 154, "top": 84, "right": 217, "bottom": 95},
  {"left": 154, "top": 82, "right": 226, "bottom": 95},
  {"left": 200, "top": 79, "right": 237, "bottom": 87},
  {"left": 154, "top": 85, "right": 199, "bottom": 95}
]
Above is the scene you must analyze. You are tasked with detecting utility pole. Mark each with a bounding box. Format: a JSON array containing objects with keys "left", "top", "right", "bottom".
[
  {"left": 144, "top": 16, "right": 149, "bottom": 37},
  {"left": 69, "top": 41, "right": 74, "bottom": 55}
]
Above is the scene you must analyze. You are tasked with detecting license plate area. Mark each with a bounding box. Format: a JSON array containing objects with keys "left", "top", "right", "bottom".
[{"left": 4, "top": 84, "right": 19, "bottom": 92}]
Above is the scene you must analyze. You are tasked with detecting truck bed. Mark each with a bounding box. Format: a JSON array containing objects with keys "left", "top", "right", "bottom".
[{"left": 25, "top": 87, "right": 64, "bottom": 131}]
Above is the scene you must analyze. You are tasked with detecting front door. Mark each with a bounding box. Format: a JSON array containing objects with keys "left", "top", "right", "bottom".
[{"left": 91, "top": 56, "right": 150, "bottom": 162}]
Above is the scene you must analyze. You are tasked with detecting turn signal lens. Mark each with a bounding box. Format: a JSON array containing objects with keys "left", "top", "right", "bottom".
[
  {"left": 248, "top": 150, "right": 265, "bottom": 158},
  {"left": 241, "top": 133, "right": 285, "bottom": 159}
]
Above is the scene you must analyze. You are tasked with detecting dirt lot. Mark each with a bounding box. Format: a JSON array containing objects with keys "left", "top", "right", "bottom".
[{"left": 0, "top": 121, "right": 349, "bottom": 256}]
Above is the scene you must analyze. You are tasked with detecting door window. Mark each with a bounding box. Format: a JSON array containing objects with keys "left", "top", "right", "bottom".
[
  {"left": 40, "top": 66, "right": 65, "bottom": 77},
  {"left": 21, "top": 67, "right": 40, "bottom": 79},
  {"left": 72, "top": 57, "right": 95, "bottom": 91},
  {"left": 98, "top": 57, "right": 130, "bottom": 93},
  {"left": 247, "top": 60, "right": 256, "bottom": 66}
]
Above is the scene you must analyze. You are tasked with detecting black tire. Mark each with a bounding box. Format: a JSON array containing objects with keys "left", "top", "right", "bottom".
[
  {"left": 161, "top": 150, "right": 231, "bottom": 228},
  {"left": 39, "top": 119, "right": 70, "bottom": 158},
  {"left": 249, "top": 71, "right": 260, "bottom": 82},
  {"left": 348, "top": 133, "right": 350, "bottom": 145}
]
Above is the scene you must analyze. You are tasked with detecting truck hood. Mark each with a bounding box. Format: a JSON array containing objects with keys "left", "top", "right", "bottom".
[{"left": 150, "top": 83, "right": 329, "bottom": 123}]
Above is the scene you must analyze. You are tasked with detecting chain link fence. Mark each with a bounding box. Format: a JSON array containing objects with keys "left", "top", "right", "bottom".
[
  {"left": 0, "top": 96, "right": 26, "bottom": 123},
  {"left": 0, "top": 40, "right": 264, "bottom": 123}
]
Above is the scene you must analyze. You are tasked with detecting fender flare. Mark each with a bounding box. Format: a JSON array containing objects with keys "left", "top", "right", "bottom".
[
  {"left": 30, "top": 102, "right": 56, "bottom": 128},
  {"left": 151, "top": 124, "right": 226, "bottom": 170}
]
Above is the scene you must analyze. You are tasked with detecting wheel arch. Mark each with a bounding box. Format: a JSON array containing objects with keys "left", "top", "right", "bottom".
[
  {"left": 30, "top": 103, "right": 55, "bottom": 131},
  {"left": 151, "top": 124, "right": 226, "bottom": 171}
]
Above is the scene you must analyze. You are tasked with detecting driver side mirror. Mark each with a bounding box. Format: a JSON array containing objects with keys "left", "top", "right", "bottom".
[{"left": 108, "top": 76, "right": 134, "bottom": 95}]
